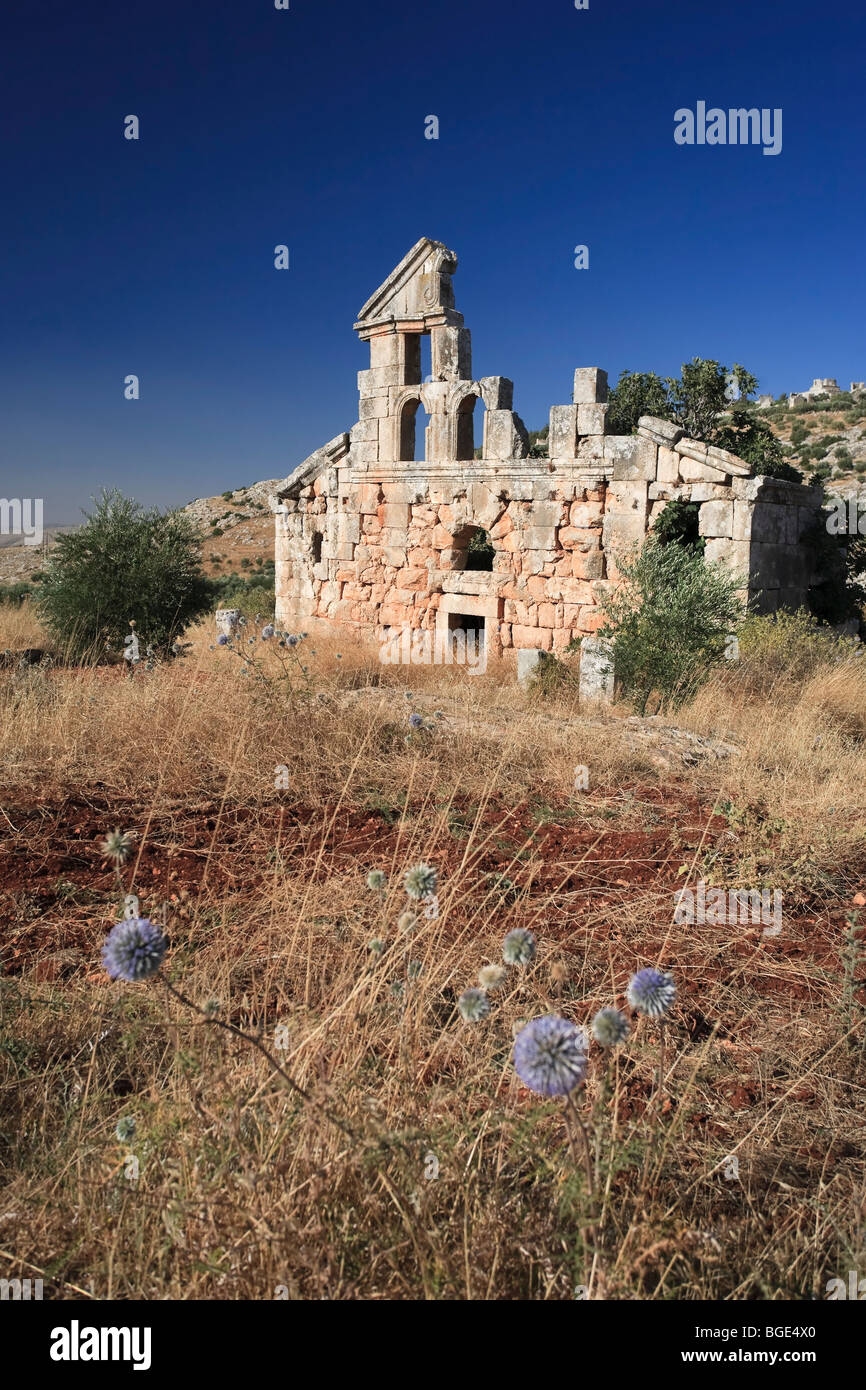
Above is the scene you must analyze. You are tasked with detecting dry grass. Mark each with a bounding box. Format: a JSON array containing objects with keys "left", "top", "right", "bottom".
[{"left": 1, "top": 605, "right": 864, "bottom": 1300}]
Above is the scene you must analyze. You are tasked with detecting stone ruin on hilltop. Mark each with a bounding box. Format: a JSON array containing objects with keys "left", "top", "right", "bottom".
[{"left": 271, "top": 237, "right": 824, "bottom": 682}]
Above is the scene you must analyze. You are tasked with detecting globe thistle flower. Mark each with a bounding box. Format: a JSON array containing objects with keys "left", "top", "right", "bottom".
[
  {"left": 238, "top": 616, "right": 247, "bottom": 626},
  {"left": 503, "top": 927, "right": 536, "bottom": 967},
  {"left": 458, "top": 987, "right": 490, "bottom": 1023},
  {"left": 513, "top": 1015, "right": 588, "bottom": 1096},
  {"left": 217, "top": 634, "right": 228, "bottom": 646},
  {"left": 404, "top": 863, "right": 437, "bottom": 901},
  {"left": 366, "top": 868, "right": 387, "bottom": 892},
  {"left": 591, "top": 1006, "right": 630, "bottom": 1049},
  {"left": 478, "top": 963, "right": 508, "bottom": 993},
  {"left": 101, "top": 829, "right": 136, "bottom": 866},
  {"left": 404, "top": 691, "right": 413, "bottom": 701},
  {"left": 397, "top": 910, "right": 418, "bottom": 935},
  {"left": 408, "top": 712, "right": 424, "bottom": 730},
  {"left": 115, "top": 1115, "right": 136, "bottom": 1143},
  {"left": 102, "top": 918, "right": 166, "bottom": 982},
  {"left": 626, "top": 968, "right": 676, "bottom": 1019},
  {"left": 286, "top": 634, "right": 299, "bottom": 647},
  {"left": 367, "top": 937, "right": 386, "bottom": 957}
]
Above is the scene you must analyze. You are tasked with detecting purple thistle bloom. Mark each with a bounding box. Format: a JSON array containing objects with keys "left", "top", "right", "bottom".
[
  {"left": 513, "top": 1015, "right": 588, "bottom": 1096},
  {"left": 101, "top": 918, "right": 167, "bottom": 982},
  {"left": 261, "top": 624, "right": 275, "bottom": 639},
  {"left": 626, "top": 968, "right": 676, "bottom": 1019},
  {"left": 286, "top": 634, "right": 299, "bottom": 647},
  {"left": 408, "top": 712, "right": 424, "bottom": 730},
  {"left": 217, "top": 634, "right": 228, "bottom": 646}
]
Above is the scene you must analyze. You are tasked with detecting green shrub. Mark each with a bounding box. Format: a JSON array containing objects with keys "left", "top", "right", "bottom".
[
  {"left": 207, "top": 573, "right": 275, "bottom": 621},
  {"left": 0, "top": 582, "right": 34, "bottom": 606},
  {"left": 598, "top": 539, "right": 743, "bottom": 715},
  {"left": 651, "top": 498, "right": 704, "bottom": 554},
  {"left": 736, "top": 610, "right": 857, "bottom": 692},
  {"left": 38, "top": 489, "right": 211, "bottom": 660}
]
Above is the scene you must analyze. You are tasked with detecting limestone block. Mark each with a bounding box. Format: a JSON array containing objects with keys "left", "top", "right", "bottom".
[
  {"left": 523, "top": 527, "right": 558, "bottom": 550},
  {"left": 637, "top": 415, "right": 684, "bottom": 446},
  {"left": 676, "top": 438, "right": 708, "bottom": 462},
  {"left": 705, "top": 445, "right": 750, "bottom": 477},
  {"left": 360, "top": 395, "right": 390, "bottom": 422},
  {"left": 569, "top": 500, "right": 603, "bottom": 527},
  {"left": 578, "top": 403, "right": 609, "bottom": 437},
  {"left": 573, "top": 367, "right": 609, "bottom": 404},
  {"left": 572, "top": 548, "right": 604, "bottom": 580},
  {"left": 351, "top": 441, "right": 379, "bottom": 464},
  {"left": 704, "top": 538, "right": 750, "bottom": 578},
  {"left": 730, "top": 500, "right": 751, "bottom": 542},
  {"left": 383, "top": 502, "right": 410, "bottom": 529},
  {"left": 657, "top": 446, "right": 681, "bottom": 484},
  {"left": 685, "top": 483, "right": 732, "bottom": 502},
  {"left": 431, "top": 326, "right": 472, "bottom": 381},
  {"left": 517, "top": 649, "right": 545, "bottom": 686},
  {"left": 358, "top": 365, "right": 402, "bottom": 394},
  {"left": 606, "top": 435, "right": 657, "bottom": 482},
  {"left": 549, "top": 404, "right": 580, "bottom": 458},
  {"left": 602, "top": 481, "right": 649, "bottom": 551},
  {"left": 513, "top": 626, "right": 552, "bottom": 651},
  {"left": 749, "top": 504, "right": 788, "bottom": 545},
  {"left": 698, "top": 500, "right": 734, "bottom": 538},
  {"left": 369, "top": 332, "right": 402, "bottom": 370},
  {"left": 484, "top": 409, "right": 529, "bottom": 460},
  {"left": 678, "top": 457, "right": 727, "bottom": 484},
  {"left": 748, "top": 543, "right": 805, "bottom": 590},
  {"left": 479, "top": 376, "right": 513, "bottom": 411},
  {"left": 468, "top": 482, "right": 502, "bottom": 529},
  {"left": 579, "top": 636, "right": 615, "bottom": 703}
]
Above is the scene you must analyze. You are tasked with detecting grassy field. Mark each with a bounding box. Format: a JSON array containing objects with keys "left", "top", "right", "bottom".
[{"left": 1, "top": 602, "right": 864, "bottom": 1300}]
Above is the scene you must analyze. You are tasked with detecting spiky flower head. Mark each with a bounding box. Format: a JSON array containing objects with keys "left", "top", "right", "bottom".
[
  {"left": 626, "top": 968, "right": 676, "bottom": 1019},
  {"left": 404, "top": 863, "right": 438, "bottom": 901},
  {"left": 286, "top": 634, "right": 299, "bottom": 647},
  {"left": 397, "top": 910, "right": 418, "bottom": 936},
  {"left": 366, "top": 869, "right": 387, "bottom": 892},
  {"left": 367, "top": 937, "right": 386, "bottom": 957},
  {"left": 591, "top": 1006, "right": 630, "bottom": 1048},
  {"left": 261, "top": 624, "right": 274, "bottom": 639},
  {"left": 408, "top": 712, "right": 424, "bottom": 730},
  {"left": 458, "top": 987, "right": 490, "bottom": 1023},
  {"left": 503, "top": 927, "right": 536, "bottom": 967},
  {"left": 217, "top": 634, "right": 228, "bottom": 646},
  {"left": 102, "top": 917, "right": 166, "bottom": 982},
  {"left": 478, "top": 963, "right": 508, "bottom": 993},
  {"left": 115, "top": 1115, "right": 136, "bottom": 1143},
  {"left": 513, "top": 1015, "right": 588, "bottom": 1096},
  {"left": 101, "top": 829, "right": 136, "bottom": 866}
]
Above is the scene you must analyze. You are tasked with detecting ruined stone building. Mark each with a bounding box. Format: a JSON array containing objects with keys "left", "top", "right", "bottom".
[{"left": 272, "top": 238, "right": 823, "bottom": 669}]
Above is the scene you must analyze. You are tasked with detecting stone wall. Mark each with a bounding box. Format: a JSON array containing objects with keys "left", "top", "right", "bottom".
[{"left": 273, "top": 238, "right": 824, "bottom": 659}]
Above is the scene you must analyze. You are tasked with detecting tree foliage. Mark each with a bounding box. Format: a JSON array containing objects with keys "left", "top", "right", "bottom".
[
  {"left": 38, "top": 490, "right": 211, "bottom": 659},
  {"left": 598, "top": 538, "right": 744, "bottom": 715}
]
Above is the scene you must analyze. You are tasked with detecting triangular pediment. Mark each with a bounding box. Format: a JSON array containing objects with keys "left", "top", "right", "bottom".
[{"left": 355, "top": 237, "right": 461, "bottom": 332}]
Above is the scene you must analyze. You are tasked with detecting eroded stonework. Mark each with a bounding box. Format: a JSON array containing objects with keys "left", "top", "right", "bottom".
[{"left": 272, "top": 238, "right": 823, "bottom": 663}]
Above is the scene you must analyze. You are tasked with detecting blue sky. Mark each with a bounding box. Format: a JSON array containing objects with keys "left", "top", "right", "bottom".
[{"left": 1, "top": 0, "right": 863, "bottom": 522}]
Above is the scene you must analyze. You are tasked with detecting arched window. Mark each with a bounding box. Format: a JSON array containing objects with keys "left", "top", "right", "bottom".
[
  {"left": 456, "top": 393, "right": 484, "bottom": 461},
  {"left": 398, "top": 398, "right": 431, "bottom": 463}
]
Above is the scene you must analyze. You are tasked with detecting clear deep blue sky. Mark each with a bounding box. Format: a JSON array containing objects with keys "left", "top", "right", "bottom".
[{"left": 1, "top": 0, "right": 864, "bottom": 522}]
